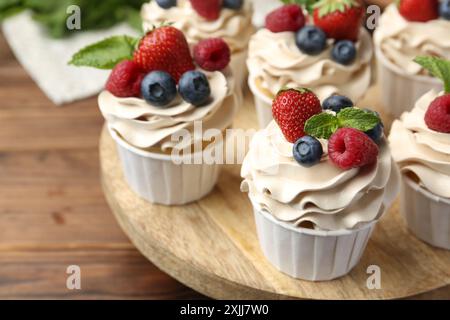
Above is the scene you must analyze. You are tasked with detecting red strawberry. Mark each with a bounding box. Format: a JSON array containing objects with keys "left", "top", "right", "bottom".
[
  {"left": 190, "top": 0, "right": 222, "bottom": 21},
  {"left": 133, "top": 26, "right": 195, "bottom": 82},
  {"left": 328, "top": 127, "right": 379, "bottom": 170},
  {"left": 425, "top": 94, "right": 450, "bottom": 133},
  {"left": 313, "top": 0, "right": 364, "bottom": 41},
  {"left": 106, "top": 60, "right": 145, "bottom": 97},
  {"left": 272, "top": 88, "right": 322, "bottom": 143},
  {"left": 265, "top": 4, "right": 306, "bottom": 33},
  {"left": 398, "top": 0, "right": 439, "bottom": 22},
  {"left": 194, "top": 38, "right": 231, "bottom": 71}
]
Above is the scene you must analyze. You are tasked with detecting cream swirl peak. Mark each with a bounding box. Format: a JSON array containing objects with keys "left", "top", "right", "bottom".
[
  {"left": 374, "top": 4, "right": 450, "bottom": 76},
  {"left": 99, "top": 69, "right": 238, "bottom": 152},
  {"left": 247, "top": 27, "right": 373, "bottom": 102},
  {"left": 141, "top": 0, "right": 254, "bottom": 54},
  {"left": 389, "top": 90, "right": 450, "bottom": 198},
  {"left": 241, "top": 121, "right": 400, "bottom": 231}
]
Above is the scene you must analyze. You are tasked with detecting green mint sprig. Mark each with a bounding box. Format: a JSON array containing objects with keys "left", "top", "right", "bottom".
[
  {"left": 414, "top": 56, "right": 450, "bottom": 93},
  {"left": 281, "top": 0, "right": 321, "bottom": 14},
  {"left": 305, "top": 107, "right": 380, "bottom": 139},
  {"left": 69, "top": 35, "right": 138, "bottom": 69}
]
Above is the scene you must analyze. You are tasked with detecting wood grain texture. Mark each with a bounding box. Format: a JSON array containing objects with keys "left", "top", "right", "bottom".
[
  {"left": 100, "top": 86, "right": 450, "bottom": 300},
  {"left": 0, "top": 32, "right": 205, "bottom": 299}
]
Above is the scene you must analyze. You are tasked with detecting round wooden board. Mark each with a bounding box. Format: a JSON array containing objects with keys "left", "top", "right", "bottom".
[{"left": 100, "top": 86, "right": 450, "bottom": 300}]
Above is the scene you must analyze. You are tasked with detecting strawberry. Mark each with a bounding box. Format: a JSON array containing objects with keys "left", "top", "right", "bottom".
[
  {"left": 272, "top": 88, "right": 322, "bottom": 143},
  {"left": 313, "top": 0, "right": 364, "bottom": 42},
  {"left": 133, "top": 26, "right": 195, "bottom": 82},
  {"left": 190, "top": 0, "right": 222, "bottom": 21},
  {"left": 425, "top": 94, "right": 450, "bottom": 133},
  {"left": 398, "top": 0, "right": 439, "bottom": 22}
]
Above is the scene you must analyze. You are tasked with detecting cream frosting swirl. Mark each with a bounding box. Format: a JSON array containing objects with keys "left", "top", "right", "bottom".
[
  {"left": 141, "top": 0, "right": 254, "bottom": 53},
  {"left": 98, "top": 69, "right": 238, "bottom": 152},
  {"left": 374, "top": 4, "right": 450, "bottom": 76},
  {"left": 388, "top": 90, "right": 450, "bottom": 198},
  {"left": 241, "top": 121, "right": 400, "bottom": 231},
  {"left": 247, "top": 27, "right": 373, "bottom": 102}
]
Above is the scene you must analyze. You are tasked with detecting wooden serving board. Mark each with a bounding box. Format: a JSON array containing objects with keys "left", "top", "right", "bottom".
[{"left": 100, "top": 86, "right": 450, "bottom": 299}]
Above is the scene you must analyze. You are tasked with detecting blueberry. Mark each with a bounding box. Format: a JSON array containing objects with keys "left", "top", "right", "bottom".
[
  {"left": 141, "top": 71, "right": 177, "bottom": 107},
  {"left": 332, "top": 40, "right": 357, "bottom": 65},
  {"left": 223, "top": 0, "right": 243, "bottom": 10},
  {"left": 156, "top": 0, "right": 177, "bottom": 9},
  {"left": 178, "top": 71, "right": 211, "bottom": 106},
  {"left": 295, "top": 26, "right": 327, "bottom": 55},
  {"left": 293, "top": 136, "right": 323, "bottom": 167},
  {"left": 440, "top": 0, "right": 450, "bottom": 20},
  {"left": 322, "top": 95, "right": 354, "bottom": 113},
  {"left": 364, "top": 109, "right": 384, "bottom": 143}
]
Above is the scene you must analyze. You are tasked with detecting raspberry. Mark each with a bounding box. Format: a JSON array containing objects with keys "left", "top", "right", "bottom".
[
  {"left": 265, "top": 4, "right": 306, "bottom": 33},
  {"left": 328, "top": 128, "right": 379, "bottom": 170},
  {"left": 193, "top": 38, "right": 231, "bottom": 71},
  {"left": 106, "top": 60, "right": 145, "bottom": 97},
  {"left": 424, "top": 94, "right": 450, "bottom": 133},
  {"left": 190, "top": 0, "right": 222, "bottom": 21}
]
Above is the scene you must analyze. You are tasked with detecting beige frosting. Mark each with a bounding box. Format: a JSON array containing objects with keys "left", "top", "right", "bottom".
[
  {"left": 388, "top": 90, "right": 450, "bottom": 199},
  {"left": 98, "top": 69, "right": 238, "bottom": 152},
  {"left": 141, "top": 0, "right": 254, "bottom": 53},
  {"left": 374, "top": 4, "right": 450, "bottom": 75},
  {"left": 246, "top": 27, "right": 373, "bottom": 102},
  {"left": 241, "top": 121, "right": 400, "bottom": 231}
]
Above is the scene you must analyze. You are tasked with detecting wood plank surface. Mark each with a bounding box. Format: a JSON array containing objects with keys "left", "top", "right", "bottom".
[{"left": 0, "top": 32, "right": 205, "bottom": 299}]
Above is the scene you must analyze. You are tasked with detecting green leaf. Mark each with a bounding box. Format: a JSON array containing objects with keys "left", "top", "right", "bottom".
[
  {"left": 69, "top": 35, "right": 138, "bottom": 69},
  {"left": 281, "top": 0, "right": 320, "bottom": 14},
  {"left": 337, "top": 108, "right": 380, "bottom": 132},
  {"left": 304, "top": 113, "right": 339, "bottom": 139},
  {"left": 313, "top": 0, "right": 360, "bottom": 17},
  {"left": 414, "top": 56, "right": 450, "bottom": 93}
]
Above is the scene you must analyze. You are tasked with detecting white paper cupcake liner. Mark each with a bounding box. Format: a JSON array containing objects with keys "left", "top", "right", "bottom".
[
  {"left": 400, "top": 175, "right": 450, "bottom": 250},
  {"left": 248, "top": 78, "right": 273, "bottom": 128},
  {"left": 375, "top": 48, "right": 442, "bottom": 119},
  {"left": 109, "top": 127, "right": 222, "bottom": 205},
  {"left": 253, "top": 208, "right": 376, "bottom": 281}
]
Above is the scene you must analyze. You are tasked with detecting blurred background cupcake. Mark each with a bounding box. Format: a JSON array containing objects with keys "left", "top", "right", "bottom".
[{"left": 374, "top": 0, "right": 450, "bottom": 118}]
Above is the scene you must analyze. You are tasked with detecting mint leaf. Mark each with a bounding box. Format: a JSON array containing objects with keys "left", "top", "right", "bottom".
[
  {"left": 281, "top": 0, "right": 320, "bottom": 14},
  {"left": 414, "top": 56, "right": 450, "bottom": 93},
  {"left": 69, "top": 35, "right": 138, "bottom": 69},
  {"left": 337, "top": 108, "right": 380, "bottom": 132},
  {"left": 304, "top": 113, "right": 339, "bottom": 139}
]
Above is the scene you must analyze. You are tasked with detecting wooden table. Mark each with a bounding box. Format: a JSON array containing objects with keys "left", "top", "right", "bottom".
[{"left": 0, "top": 32, "right": 205, "bottom": 299}]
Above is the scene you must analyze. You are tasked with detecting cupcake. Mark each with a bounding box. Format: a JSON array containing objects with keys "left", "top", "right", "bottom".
[
  {"left": 241, "top": 87, "right": 400, "bottom": 281},
  {"left": 141, "top": 0, "right": 254, "bottom": 89},
  {"left": 374, "top": 1, "right": 450, "bottom": 118},
  {"left": 388, "top": 56, "right": 450, "bottom": 250},
  {"left": 247, "top": 2, "right": 373, "bottom": 128},
  {"left": 71, "top": 26, "right": 239, "bottom": 205}
]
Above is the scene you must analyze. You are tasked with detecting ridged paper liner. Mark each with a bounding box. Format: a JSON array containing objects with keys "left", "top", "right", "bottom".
[
  {"left": 375, "top": 48, "right": 442, "bottom": 119},
  {"left": 109, "top": 128, "right": 222, "bottom": 205},
  {"left": 400, "top": 175, "right": 450, "bottom": 250},
  {"left": 253, "top": 208, "right": 376, "bottom": 281}
]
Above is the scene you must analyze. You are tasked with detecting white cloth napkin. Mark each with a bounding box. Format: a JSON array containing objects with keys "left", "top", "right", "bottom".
[{"left": 2, "top": 11, "right": 138, "bottom": 105}]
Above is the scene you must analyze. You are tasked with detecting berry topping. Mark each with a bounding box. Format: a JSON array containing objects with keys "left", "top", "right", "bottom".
[
  {"left": 313, "top": 0, "right": 364, "bottom": 41},
  {"left": 322, "top": 95, "right": 354, "bottom": 112},
  {"left": 332, "top": 40, "right": 357, "bottom": 65},
  {"left": 265, "top": 4, "right": 306, "bottom": 33},
  {"left": 293, "top": 136, "right": 324, "bottom": 167},
  {"left": 425, "top": 94, "right": 450, "bottom": 133},
  {"left": 156, "top": 0, "right": 177, "bottom": 9},
  {"left": 440, "top": 0, "right": 450, "bottom": 20},
  {"left": 398, "top": 0, "right": 439, "bottom": 22},
  {"left": 363, "top": 110, "right": 384, "bottom": 143},
  {"left": 223, "top": 0, "right": 243, "bottom": 10},
  {"left": 272, "top": 88, "right": 322, "bottom": 143},
  {"left": 134, "top": 26, "right": 195, "bottom": 83},
  {"left": 194, "top": 38, "right": 231, "bottom": 71},
  {"left": 190, "top": 0, "right": 222, "bottom": 21},
  {"left": 178, "top": 71, "right": 211, "bottom": 106},
  {"left": 328, "top": 127, "right": 379, "bottom": 170},
  {"left": 141, "top": 71, "right": 177, "bottom": 107},
  {"left": 106, "top": 60, "right": 145, "bottom": 98},
  {"left": 295, "top": 26, "right": 327, "bottom": 55}
]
